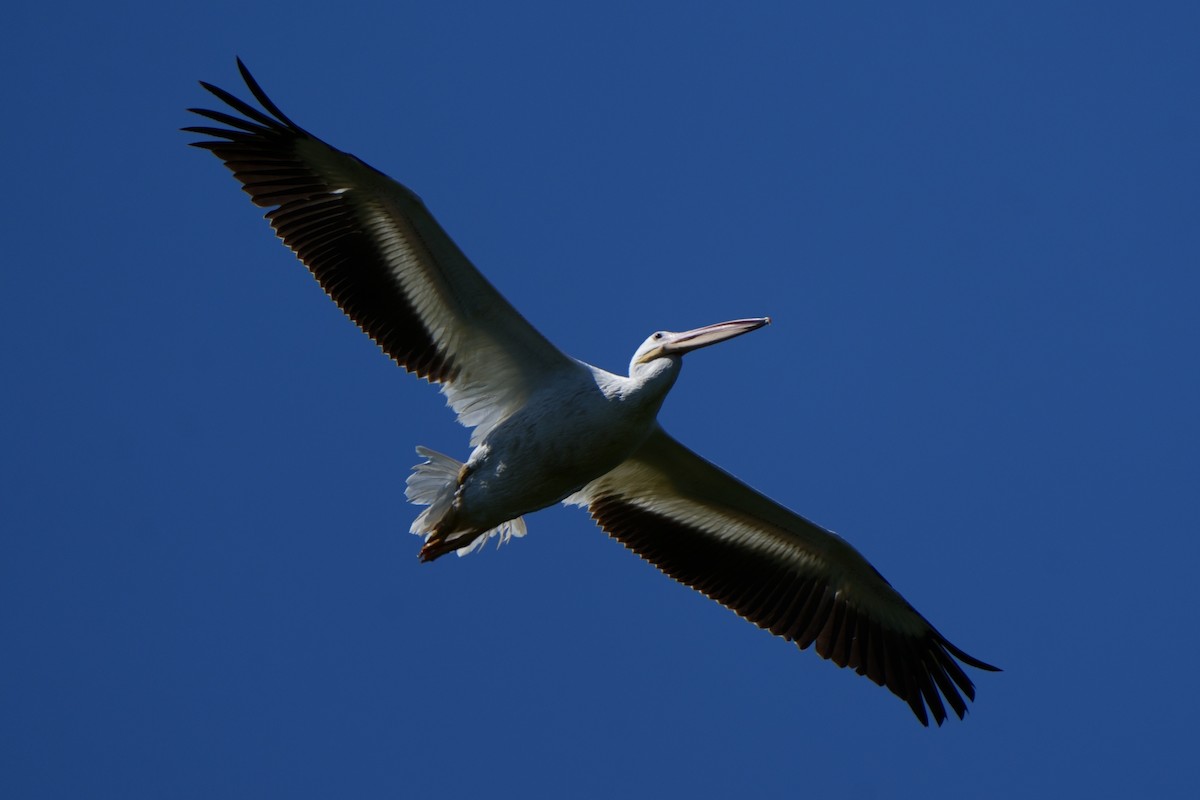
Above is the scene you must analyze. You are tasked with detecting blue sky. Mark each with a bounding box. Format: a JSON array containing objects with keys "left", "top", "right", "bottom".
[{"left": 3, "top": 2, "right": 1199, "bottom": 797}]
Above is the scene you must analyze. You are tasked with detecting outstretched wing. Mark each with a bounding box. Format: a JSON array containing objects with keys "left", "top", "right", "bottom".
[
  {"left": 569, "top": 426, "right": 999, "bottom": 726},
  {"left": 186, "top": 60, "right": 577, "bottom": 444}
]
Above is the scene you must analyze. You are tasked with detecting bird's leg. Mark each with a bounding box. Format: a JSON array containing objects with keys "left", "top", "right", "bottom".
[
  {"left": 418, "top": 519, "right": 486, "bottom": 562},
  {"left": 419, "top": 537, "right": 460, "bottom": 562},
  {"left": 418, "top": 463, "right": 482, "bottom": 562}
]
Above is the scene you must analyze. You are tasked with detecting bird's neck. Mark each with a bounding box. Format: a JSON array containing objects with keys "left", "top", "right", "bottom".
[{"left": 619, "top": 357, "right": 681, "bottom": 416}]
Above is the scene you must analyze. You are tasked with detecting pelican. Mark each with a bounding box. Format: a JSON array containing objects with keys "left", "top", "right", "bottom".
[{"left": 186, "top": 60, "right": 998, "bottom": 726}]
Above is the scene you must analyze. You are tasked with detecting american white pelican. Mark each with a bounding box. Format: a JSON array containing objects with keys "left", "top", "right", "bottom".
[{"left": 187, "top": 60, "right": 998, "bottom": 726}]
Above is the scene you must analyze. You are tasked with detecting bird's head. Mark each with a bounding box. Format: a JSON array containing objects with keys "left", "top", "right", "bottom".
[{"left": 629, "top": 317, "right": 771, "bottom": 378}]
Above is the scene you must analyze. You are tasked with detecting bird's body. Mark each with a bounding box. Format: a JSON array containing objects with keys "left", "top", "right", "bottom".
[
  {"left": 416, "top": 357, "right": 675, "bottom": 558},
  {"left": 187, "top": 60, "right": 998, "bottom": 725}
]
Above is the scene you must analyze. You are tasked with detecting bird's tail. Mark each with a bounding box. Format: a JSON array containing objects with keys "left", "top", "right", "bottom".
[{"left": 405, "top": 446, "right": 527, "bottom": 558}]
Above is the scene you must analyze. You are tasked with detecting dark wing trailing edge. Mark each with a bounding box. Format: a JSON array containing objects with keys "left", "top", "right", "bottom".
[
  {"left": 571, "top": 427, "right": 999, "bottom": 726},
  {"left": 185, "top": 59, "right": 573, "bottom": 442}
]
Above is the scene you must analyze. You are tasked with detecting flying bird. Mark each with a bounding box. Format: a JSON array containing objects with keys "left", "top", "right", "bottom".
[{"left": 186, "top": 60, "right": 998, "bottom": 726}]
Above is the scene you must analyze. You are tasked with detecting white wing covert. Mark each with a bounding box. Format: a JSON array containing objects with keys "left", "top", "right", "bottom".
[{"left": 186, "top": 60, "right": 573, "bottom": 444}]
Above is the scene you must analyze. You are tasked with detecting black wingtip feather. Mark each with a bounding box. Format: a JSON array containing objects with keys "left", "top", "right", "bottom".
[
  {"left": 235, "top": 58, "right": 306, "bottom": 133},
  {"left": 197, "top": 79, "right": 283, "bottom": 130},
  {"left": 940, "top": 635, "right": 1002, "bottom": 672},
  {"left": 187, "top": 106, "right": 273, "bottom": 134},
  {"left": 186, "top": 60, "right": 459, "bottom": 386},
  {"left": 929, "top": 660, "right": 968, "bottom": 720}
]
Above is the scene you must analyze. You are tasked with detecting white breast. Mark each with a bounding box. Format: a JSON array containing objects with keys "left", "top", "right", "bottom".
[{"left": 456, "top": 364, "right": 668, "bottom": 528}]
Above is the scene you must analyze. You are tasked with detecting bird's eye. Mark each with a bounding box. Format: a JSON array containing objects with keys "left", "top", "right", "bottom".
[{"left": 653, "top": 332, "right": 664, "bottom": 340}]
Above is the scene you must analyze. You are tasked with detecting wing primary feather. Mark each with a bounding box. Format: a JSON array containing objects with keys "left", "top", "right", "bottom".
[
  {"left": 940, "top": 635, "right": 1002, "bottom": 672},
  {"left": 932, "top": 643, "right": 979, "bottom": 701},
  {"left": 181, "top": 125, "right": 259, "bottom": 142},
  {"left": 909, "top": 638, "right": 947, "bottom": 726},
  {"left": 736, "top": 563, "right": 792, "bottom": 628},
  {"left": 795, "top": 585, "right": 835, "bottom": 651},
  {"left": 927, "top": 653, "right": 968, "bottom": 720},
  {"left": 779, "top": 579, "right": 825, "bottom": 643},
  {"left": 883, "top": 630, "right": 912, "bottom": 712},
  {"left": 891, "top": 638, "right": 930, "bottom": 725},
  {"left": 768, "top": 576, "right": 816, "bottom": 638},
  {"left": 236, "top": 57, "right": 308, "bottom": 132},
  {"left": 754, "top": 570, "right": 805, "bottom": 633},
  {"left": 865, "top": 619, "right": 887, "bottom": 686},
  {"left": 197, "top": 80, "right": 284, "bottom": 130},
  {"left": 186, "top": 107, "right": 273, "bottom": 134},
  {"left": 815, "top": 596, "right": 847, "bottom": 664},
  {"left": 838, "top": 604, "right": 860, "bottom": 671}
]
